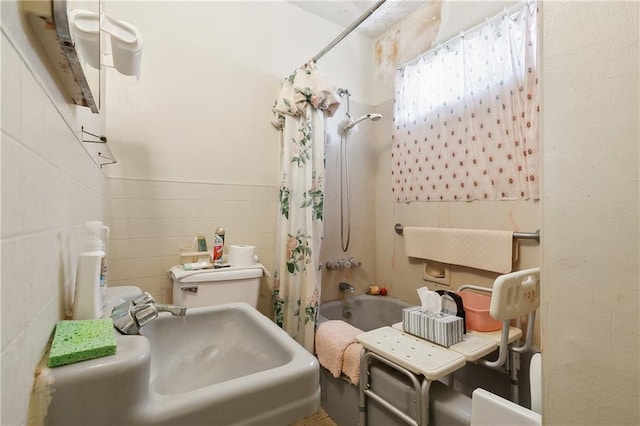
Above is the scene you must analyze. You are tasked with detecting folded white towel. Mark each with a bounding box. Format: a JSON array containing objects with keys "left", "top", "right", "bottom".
[{"left": 403, "top": 227, "right": 514, "bottom": 273}]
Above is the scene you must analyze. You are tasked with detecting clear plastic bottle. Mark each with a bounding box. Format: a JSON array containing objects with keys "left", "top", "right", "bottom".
[{"left": 73, "top": 221, "right": 109, "bottom": 319}]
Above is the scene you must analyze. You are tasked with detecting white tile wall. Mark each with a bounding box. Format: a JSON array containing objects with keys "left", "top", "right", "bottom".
[
  {"left": 1, "top": 33, "right": 107, "bottom": 425},
  {"left": 107, "top": 178, "right": 278, "bottom": 313}
]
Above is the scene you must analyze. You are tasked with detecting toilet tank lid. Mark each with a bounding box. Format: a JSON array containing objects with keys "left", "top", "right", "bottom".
[{"left": 169, "top": 264, "right": 264, "bottom": 283}]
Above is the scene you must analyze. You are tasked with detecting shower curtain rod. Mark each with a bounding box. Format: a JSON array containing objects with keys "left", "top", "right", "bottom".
[{"left": 312, "top": 0, "right": 387, "bottom": 62}]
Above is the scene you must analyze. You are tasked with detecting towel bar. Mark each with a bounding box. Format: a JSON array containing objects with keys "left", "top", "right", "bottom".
[{"left": 394, "top": 224, "right": 540, "bottom": 242}]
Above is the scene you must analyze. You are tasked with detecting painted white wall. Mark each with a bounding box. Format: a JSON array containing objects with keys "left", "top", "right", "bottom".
[
  {"left": 437, "top": 0, "right": 518, "bottom": 44},
  {"left": 1, "top": 2, "right": 108, "bottom": 424},
  {"left": 541, "top": 2, "right": 639, "bottom": 424},
  {"left": 107, "top": 178, "right": 279, "bottom": 311},
  {"left": 104, "top": 0, "right": 377, "bottom": 185}
]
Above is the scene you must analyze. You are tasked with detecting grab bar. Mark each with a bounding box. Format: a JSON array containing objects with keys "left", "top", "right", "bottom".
[{"left": 394, "top": 224, "right": 540, "bottom": 242}]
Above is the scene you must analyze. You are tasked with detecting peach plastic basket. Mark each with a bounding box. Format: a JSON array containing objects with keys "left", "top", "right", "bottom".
[{"left": 457, "top": 291, "right": 502, "bottom": 332}]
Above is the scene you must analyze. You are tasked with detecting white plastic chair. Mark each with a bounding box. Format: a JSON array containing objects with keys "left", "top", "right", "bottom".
[
  {"left": 459, "top": 267, "right": 540, "bottom": 403},
  {"left": 459, "top": 267, "right": 540, "bottom": 369}
]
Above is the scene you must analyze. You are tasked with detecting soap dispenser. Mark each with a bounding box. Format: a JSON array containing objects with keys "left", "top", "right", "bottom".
[{"left": 73, "top": 221, "right": 109, "bottom": 319}]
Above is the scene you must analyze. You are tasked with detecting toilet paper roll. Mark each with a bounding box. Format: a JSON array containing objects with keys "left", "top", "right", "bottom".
[{"left": 227, "top": 245, "right": 257, "bottom": 267}]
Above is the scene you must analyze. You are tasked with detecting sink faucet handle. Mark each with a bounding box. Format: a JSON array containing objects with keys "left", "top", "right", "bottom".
[
  {"left": 155, "top": 304, "right": 187, "bottom": 317},
  {"left": 131, "top": 292, "right": 155, "bottom": 305},
  {"left": 131, "top": 303, "right": 159, "bottom": 328},
  {"left": 338, "top": 259, "right": 352, "bottom": 269},
  {"left": 325, "top": 261, "right": 339, "bottom": 271},
  {"left": 348, "top": 257, "right": 362, "bottom": 268},
  {"left": 112, "top": 300, "right": 186, "bottom": 335}
]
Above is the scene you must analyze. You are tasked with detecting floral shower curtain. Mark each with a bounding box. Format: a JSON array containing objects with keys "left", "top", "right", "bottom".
[{"left": 271, "top": 62, "right": 340, "bottom": 352}]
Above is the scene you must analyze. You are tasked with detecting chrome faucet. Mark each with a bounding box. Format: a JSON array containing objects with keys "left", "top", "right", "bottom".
[
  {"left": 339, "top": 282, "right": 355, "bottom": 293},
  {"left": 111, "top": 292, "right": 186, "bottom": 335}
]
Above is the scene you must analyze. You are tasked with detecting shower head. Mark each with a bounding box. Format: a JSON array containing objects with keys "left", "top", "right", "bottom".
[{"left": 344, "top": 113, "right": 383, "bottom": 131}]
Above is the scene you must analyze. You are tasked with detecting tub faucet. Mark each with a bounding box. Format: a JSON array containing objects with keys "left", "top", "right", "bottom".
[
  {"left": 339, "top": 282, "right": 355, "bottom": 293},
  {"left": 111, "top": 292, "right": 186, "bottom": 335}
]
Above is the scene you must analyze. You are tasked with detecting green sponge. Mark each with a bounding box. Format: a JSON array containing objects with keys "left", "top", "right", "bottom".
[{"left": 48, "top": 319, "right": 117, "bottom": 367}]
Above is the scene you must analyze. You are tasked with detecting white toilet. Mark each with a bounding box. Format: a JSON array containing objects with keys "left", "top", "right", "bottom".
[{"left": 169, "top": 265, "right": 264, "bottom": 308}]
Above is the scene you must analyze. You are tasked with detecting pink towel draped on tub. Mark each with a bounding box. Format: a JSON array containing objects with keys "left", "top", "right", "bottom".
[
  {"left": 315, "top": 320, "right": 363, "bottom": 385},
  {"left": 341, "top": 341, "right": 362, "bottom": 385}
]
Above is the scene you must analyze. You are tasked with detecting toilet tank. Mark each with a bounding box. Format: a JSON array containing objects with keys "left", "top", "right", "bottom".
[{"left": 170, "top": 265, "right": 263, "bottom": 308}]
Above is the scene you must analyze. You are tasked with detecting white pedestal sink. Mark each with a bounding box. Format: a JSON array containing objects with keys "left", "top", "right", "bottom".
[{"left": 36, "top": 302, "right": 320, "bottom": 425}]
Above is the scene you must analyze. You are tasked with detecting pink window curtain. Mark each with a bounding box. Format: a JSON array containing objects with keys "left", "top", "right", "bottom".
[{"left": 392, "top": 2, "right": 539, "bottom": 202}]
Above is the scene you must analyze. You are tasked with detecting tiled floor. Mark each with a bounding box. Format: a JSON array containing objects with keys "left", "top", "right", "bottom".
[{"left": 292, "top": 408, "right": 337, "bottom": 426}]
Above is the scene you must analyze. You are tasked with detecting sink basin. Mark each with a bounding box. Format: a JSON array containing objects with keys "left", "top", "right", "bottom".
[
  {"left": 36, "top": 302, "right": 320, "bottom": 426},
  {"left": 141, "top": 303, "right": 293, "bottom": 395}
]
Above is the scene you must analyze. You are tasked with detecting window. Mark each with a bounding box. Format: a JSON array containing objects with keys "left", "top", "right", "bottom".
[{"left": 392, "top": 2, "right": 539, "bottom": 202}]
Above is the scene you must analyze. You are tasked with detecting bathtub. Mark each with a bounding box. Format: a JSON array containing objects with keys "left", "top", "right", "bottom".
[
  {"left": 317, "top": 293, "right": 411, "bottom": 331},
  {"left": 317, "top": 294, "right": 536, "bottom": 426},
  {"left": 318, "top": 294, "right": 413, "bottom": 425}
]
